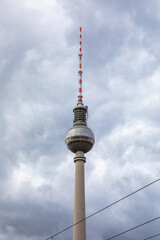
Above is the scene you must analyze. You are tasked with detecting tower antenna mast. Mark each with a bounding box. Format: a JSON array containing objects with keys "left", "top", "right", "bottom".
[{"left": 78, "top": 27, "right": 83, "bottom": 105}]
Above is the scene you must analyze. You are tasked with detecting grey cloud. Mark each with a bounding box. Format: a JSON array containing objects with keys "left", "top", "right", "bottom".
[{"left": 0, "top": 0, "right": 160, "bottom": 239}]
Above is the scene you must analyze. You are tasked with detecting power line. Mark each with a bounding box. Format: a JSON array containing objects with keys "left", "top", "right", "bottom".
[
  {"left": 106, "top": 216, "right": 160, "bottom": 240},
  {"left": 44, "top": 177, "right": 160, "bottom": 240},
  {"left": 144, "top": 233, "right": 160, "bottom": 240}
]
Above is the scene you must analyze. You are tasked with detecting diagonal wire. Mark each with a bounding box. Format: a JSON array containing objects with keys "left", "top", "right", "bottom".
[
  {"left": 106, "top": 216, "right": 160, "bottom": 240},
  {"left": 44, "top": 177, "right": 160, "bottom": 240},
  {"left": 143, "top": 233, "right": 160, "bottom": 240}
]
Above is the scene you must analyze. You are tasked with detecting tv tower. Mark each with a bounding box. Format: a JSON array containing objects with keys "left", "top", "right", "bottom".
[{"left": 65, "top": 27, "right": 95, "bottom": 240}]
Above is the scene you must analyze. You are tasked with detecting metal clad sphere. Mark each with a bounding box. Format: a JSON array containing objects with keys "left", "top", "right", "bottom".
[{"left": 65, "top": 125, "right": 95, "bottom": 153}]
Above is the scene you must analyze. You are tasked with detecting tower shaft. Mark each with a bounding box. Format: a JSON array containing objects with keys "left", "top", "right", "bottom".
[{"left": 73, "top": 151, "right": 86, "bottom": 240}]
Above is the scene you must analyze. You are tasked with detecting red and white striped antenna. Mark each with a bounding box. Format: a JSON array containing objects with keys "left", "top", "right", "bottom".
[{"left": 78, "top": 27, "right": 83, "bottom": 105}]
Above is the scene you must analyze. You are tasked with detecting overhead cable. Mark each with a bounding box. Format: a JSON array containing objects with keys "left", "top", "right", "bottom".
[
  {"left": 143, "top": 233, "right": 160, "bottom": 240},
  {"left": 44, "top": 177, "right": 160, "bottom": 240},
  {"left": 106, "top": 216, "right": 160, "bottom": 240}
]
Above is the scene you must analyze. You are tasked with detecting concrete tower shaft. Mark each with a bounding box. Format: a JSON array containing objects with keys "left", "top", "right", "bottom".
[{"left": 73, "top": 151, "right": 86, "bottom": 240}]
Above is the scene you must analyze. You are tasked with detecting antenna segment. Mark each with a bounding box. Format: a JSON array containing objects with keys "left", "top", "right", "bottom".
[{"left": 78, "top": 27, "right": 83, "bottom": 105}]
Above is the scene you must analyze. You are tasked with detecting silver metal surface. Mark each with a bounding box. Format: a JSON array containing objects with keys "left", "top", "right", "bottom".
[
  {"left": 65, "top": 124, "right": 95, "bottom": 153},
  {"left": 66, "top": 125, "right": 95, "bottom": 140}
]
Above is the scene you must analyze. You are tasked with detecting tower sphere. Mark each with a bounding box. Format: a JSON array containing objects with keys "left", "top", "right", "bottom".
[{"left": 65, "top": 124, "right": 95, "bottom": 153}]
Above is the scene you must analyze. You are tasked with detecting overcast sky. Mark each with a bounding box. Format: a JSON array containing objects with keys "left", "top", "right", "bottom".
[{"left": 0, "top": 0, "right": 160, "bottom": 239}]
